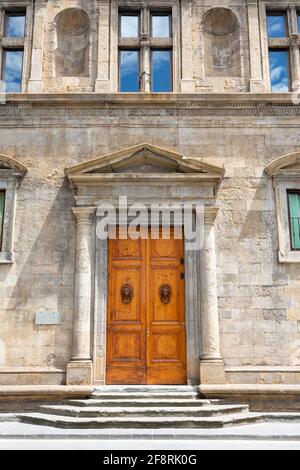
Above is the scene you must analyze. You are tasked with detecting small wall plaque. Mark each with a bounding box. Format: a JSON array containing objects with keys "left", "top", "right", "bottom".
[{"left": 35, "top": 311, "right": 61, "bottom": 325}]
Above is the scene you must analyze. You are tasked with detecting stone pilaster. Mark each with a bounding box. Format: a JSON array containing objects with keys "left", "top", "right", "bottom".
[
  {"left": 95, "top": 0, "right": 111, "bottom": 92},
  {"left": 180, "top": 0, "right": 195, "bottom": 92},
  {"left": 28, "top": 0, "right": 47, "bottom": 93},
  {"left": 247, "top": 0, "right": 265, "bottom": 92},
  {"left": 290, "top": 7, "right": 300, "bottom": 88},
  {"left": 66, "top": 207, "right": 95, "bottom": 386},
  {"left": 199, "top": 208, "right": 226, "bottom": 384}
]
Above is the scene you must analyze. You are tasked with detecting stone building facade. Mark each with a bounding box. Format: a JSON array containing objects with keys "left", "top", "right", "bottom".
[{"left": 0, "top": 0, "right": 300, "bottom": 398}]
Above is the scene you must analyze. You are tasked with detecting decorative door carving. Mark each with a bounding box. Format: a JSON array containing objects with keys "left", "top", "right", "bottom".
[{"left": 106, "top": 229, "right": 186, "bottom": 385}]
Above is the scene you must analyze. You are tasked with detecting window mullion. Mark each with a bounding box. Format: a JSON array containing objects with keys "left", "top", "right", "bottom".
[{"left": 141, "top": 7, "right": 150, "bottom": 93}]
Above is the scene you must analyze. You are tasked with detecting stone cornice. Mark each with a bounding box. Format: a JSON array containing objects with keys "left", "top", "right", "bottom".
[{"left": 0, "top": 93, "right": 300, "bottom": 110}]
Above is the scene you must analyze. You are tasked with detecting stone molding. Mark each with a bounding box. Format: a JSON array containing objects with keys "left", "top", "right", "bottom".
[
  {"left": 199, "top": 384, "right": 300, "bottom": 396},
  {"left": 1, "top": 93, "right": 300, "bottom": 110},
  {"left": 265, "top": 152, "right": 300, "bottom": 264},
  {"left": 265, "top": 152, "right": 300, "bottom": 176},
  {"left": 0, "top": 155, "right": 27, "bottom": 264},
  {"left": 65, "top": 142, "right": 225, "bottom": 179}
]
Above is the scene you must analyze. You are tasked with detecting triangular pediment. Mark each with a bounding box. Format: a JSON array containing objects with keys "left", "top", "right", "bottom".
[
  {"left": 265, "top": 152, "right": 300, "bottom": 176},
  {"left": 65, "top": 143, "right": 224, "bottom": 177}
]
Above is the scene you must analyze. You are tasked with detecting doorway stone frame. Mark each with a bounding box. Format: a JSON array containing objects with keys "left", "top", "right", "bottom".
[{"left": 64, "top": 144, "right": 226, "bottom": 386}]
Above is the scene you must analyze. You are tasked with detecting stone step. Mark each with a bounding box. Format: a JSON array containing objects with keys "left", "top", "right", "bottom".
[
  {"left": 38, "top": 404, "right": 249, "bottom": 418},
  {"left": 66, "top": 398, "right": 223, "bottom": 408},
  {"left": 91, "top": 392, "right": 200, "bottom": 400},
  {"left": 93, "top": 386, "right": 199, "bottom": 393},
  {"left": 19, "top": 412, "right": 264, "bottom": 429}
]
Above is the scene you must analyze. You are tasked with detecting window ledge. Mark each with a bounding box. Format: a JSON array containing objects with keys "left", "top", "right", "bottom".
[{"left": 278, "top": 250, "right": 300, "bottom": 263}]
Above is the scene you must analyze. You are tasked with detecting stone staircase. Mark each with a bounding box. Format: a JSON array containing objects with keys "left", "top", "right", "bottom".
[{"left": 18, "top": 386, "right": 264, "bottom": 429}]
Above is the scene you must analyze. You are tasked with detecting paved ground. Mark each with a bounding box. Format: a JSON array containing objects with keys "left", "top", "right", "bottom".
[
  {"left": 1, "top": 439, "right": 300, "bottom": 450},
  {"left": 0, "top": 421, "right": 300, "bottom": 449}
]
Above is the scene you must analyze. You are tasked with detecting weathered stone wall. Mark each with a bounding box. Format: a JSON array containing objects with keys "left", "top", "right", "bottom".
[
  {"left": 0, "top": 98, "right": 300, "bottom": 385},
  {"left": 34, "top": 0, "right": 252, "bottom": 94},
  {"left": 0, "top": 0, "right": 300, "bottom": 386}
]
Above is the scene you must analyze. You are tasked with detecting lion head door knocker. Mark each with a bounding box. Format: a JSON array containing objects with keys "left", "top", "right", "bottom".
[
  {"left": 159, "top": 284, "right": 172, "bottom": 305},
  {"left": 121, "top": 284, "right": 134, "bottom": 304}
]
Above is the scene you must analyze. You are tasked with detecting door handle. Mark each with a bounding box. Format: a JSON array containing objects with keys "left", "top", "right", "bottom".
[
  {"left": 159, "top": 284, "right": 172, "bottom": 304},
  {"left": 147, "top": 328, "right": 150, "bottom": 338},
  {"left": 121, "top": 284, "right": 133, "bottom": 304}
]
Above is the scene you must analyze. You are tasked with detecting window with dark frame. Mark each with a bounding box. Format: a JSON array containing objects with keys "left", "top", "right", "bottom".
[
  {"left": 1, "top": 10, "right": 26, "bottom": 92},
  {"left": 288, "top": 191, "right": 300, "bottom": 250},
  {"left": 0, "top": 191, "right": 5, "bottom": 252},
  {"left": 118, "top": 9, "right": 173, "bottom": 93},
  {"left": 266, "top": 8, "right": 300, "bottom": 92}
]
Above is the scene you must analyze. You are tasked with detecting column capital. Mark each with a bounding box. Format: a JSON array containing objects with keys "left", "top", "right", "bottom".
[
  {"left": 204, "top": 207, "right": 219, "bottom": 225},
  {"left": 72, "top": 207, "right": 96, "bottom": 224}
]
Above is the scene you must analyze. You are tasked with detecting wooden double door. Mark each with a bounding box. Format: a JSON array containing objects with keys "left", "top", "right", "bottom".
[{"left": 106, "top": 229, "right": 187, "bottom": 385}]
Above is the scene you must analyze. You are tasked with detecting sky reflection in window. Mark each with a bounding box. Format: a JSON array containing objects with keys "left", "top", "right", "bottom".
[
  {"left": 3, "top": 51, "right": 23, "bottom": 92},
  {"left": 269, "top": 50, "right": 289, "bottom": 92},
  {"left": 152, "top": 16, "right": 170, "bottom": 37},
  {"left": 5, "top": 15, "right": 25, "bottom": 37},
  {"left": 267, "top": 14, "right": 287, "bottom": 38},
  {"left": 120, "top": 50, "right": 139, "bottom": 92},
  {"left": 152, "top": 50, "right": 172, "bottom": 92},
  {"left": 120, "top": 15, "right": 139, "bottom": 37}
]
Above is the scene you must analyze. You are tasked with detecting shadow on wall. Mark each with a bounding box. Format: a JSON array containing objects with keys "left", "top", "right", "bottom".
[
  {"left": 4, "top": 177, "right": 76, "bottom": 376},
  {"left": 217, "top": 163, "right": 300, "bottom": 368}
]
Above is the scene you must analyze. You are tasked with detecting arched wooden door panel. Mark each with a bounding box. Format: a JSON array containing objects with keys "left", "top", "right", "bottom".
[{"left": 106, "top": 229, "right": 187, "bottom": 385}]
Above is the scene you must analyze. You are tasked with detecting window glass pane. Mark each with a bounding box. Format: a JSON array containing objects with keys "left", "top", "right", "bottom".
[
  {"left": 120, "top": 15, "right": 139, "bottom": 37},
  {"left": 269, "top": 50, "right": 289, "bottom": 92},
  {"left": 267, "top": 14, "right": 287, "bottom": 38},
  {"left": 2, "top": 50, "right": 23, "bottom": 93},
  {"left": 0, "top": 192, "right": 5, "bottom": 251},
  {"left": 152, "top": 50, "right": 172, "bottom": 92},
  {"left": 288, "top": 193, "right": 300, "bottom": 249},
  {"left": 120, "top": 50, "right": 139, "bottom": 92},
  {"left": 298, "top": 14, "right": 300, "bottom": 33},
  {"left": 5, "top": 14, "right": 25, "bottom": 37},
  {"left": 152, "top": 15, "right": 171, "bottom": 37}
]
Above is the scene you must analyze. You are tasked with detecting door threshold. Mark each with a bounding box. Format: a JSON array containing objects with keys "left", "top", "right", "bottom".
[{"left": 94, "top": 385, "right": 199, "bottom": 392}]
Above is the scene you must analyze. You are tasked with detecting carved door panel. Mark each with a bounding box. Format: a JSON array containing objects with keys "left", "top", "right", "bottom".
[
  {"left": 106, "top": 229, "right": 186, "bottom": 385},
  {"left": 146, "top": 232, "right": 187, "bottom": 385},
  {"left": 106, "top": 233, "right": 146, "bottom": 385}
]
